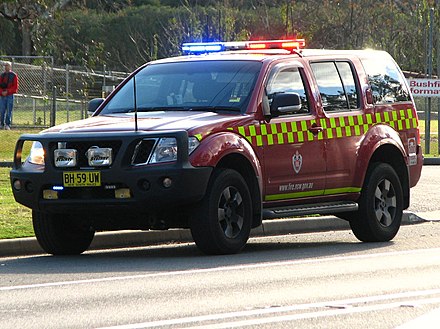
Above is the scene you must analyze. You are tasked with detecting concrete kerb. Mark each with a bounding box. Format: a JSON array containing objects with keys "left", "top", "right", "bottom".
[{"left": 0, "top": 211, "right": 434, "bottom": 258}]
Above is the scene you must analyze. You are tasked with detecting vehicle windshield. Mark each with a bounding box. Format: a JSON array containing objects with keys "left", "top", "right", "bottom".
[{"left": 100, "top": 60, "right": 262, "bottom": 114}]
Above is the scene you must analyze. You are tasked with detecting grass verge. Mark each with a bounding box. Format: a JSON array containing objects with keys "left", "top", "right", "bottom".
[{"left": 0, "top": 167, "right": 33, "bottom": 239}]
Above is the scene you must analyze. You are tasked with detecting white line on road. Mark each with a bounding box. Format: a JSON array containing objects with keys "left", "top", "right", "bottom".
[
  {"left": 95, "top": 295, "right": 440, "bottom": 329},
  {"left": 1, "top": 247, "right": 440, "bottom": 292}
]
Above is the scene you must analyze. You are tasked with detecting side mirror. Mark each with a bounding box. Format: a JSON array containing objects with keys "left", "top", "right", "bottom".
[
  {"left": 270, "top": 93, "right": 302, "bottom": 116},
  {"left": 88, "top": 98, "right": 105, "bottom": 115}
]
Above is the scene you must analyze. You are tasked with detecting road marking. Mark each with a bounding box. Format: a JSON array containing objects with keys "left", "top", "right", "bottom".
[
  {"left": 1, "top": 247, "right": 440, "bottom": 292},
  {"left": 95, "top": 295, "right": 440, "bottom": 329}
]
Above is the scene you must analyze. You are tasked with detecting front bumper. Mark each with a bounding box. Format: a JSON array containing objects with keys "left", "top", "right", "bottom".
[{"left": 10, "top": 131, "right": 212, "bottom": 216}]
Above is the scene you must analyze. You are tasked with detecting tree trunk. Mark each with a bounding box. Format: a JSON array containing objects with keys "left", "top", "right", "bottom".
[{"left": 21, "top": 19, "right": 33, "bottom": 56}]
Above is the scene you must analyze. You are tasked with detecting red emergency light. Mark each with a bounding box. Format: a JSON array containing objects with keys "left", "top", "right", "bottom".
[{"left": 247, "top": 39, "right": 306, "bottom": 51}]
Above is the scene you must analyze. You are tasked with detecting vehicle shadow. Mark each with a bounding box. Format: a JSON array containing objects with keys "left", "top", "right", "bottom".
[{"left": 0, "top": 231, "right": 395, "bottom": 276}]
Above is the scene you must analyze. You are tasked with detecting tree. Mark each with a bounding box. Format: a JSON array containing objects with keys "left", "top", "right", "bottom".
[{"left": 0, "top": 0, "right": 72, "bottom": 56}]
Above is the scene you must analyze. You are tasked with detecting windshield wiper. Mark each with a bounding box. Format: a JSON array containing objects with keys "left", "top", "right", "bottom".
[{"left": 190, "top": 106, "right": 241, "bottom": 113}]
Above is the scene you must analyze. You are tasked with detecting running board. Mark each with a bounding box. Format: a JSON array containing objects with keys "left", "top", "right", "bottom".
[{"left": 263, "top": 201, "right": 358, "bottom": 219}]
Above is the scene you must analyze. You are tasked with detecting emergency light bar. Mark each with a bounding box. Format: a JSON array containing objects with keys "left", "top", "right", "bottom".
[{"left": 181, "top": 39, "right": 306, "bottom": 55}]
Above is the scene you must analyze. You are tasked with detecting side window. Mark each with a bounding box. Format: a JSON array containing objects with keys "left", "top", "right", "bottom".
[
  {"left": 266, "top": 66, "right": 309, "bottom": 114},
  {"left": 360, "top": 54, "right": 411, "bottom": 104},
  {"left": 336, "top": 62, "right": 358, "bottom": 109},
  {"left": 310, "top": 61, "right": 359, "bottom": 112}
]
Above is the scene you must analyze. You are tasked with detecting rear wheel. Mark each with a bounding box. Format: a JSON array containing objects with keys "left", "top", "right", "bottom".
[
  {"left": 33, "top": 211, "right": 95, "bottom": 255},
  {"left": 190, "top": 168, "right": 252, "bottom": 255},
  {"left": 349, "top": 163, "right": 403, "bottom": 242}
]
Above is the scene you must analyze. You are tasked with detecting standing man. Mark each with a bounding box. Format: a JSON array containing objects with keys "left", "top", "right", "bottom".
[{"left": 0, "top": 62, "right": 19, "bottom": 130}]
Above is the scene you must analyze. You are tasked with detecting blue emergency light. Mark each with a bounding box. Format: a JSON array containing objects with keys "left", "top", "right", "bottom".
[{"left": 181, "top": 43, "right": 224, "bottom": 54}]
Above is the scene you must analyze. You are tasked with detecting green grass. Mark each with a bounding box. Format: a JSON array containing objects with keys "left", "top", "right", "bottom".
[
  {"left": 0, "top": 167, "right": 33, "bottom": 239},
  {"left": 0, "top": 128, "right": 43, "bottom": 162}
]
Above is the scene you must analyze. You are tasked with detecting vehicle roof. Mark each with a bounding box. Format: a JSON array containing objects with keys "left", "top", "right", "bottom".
[{"left": 149, "top": 48, "right": 390, "bottom": 65}]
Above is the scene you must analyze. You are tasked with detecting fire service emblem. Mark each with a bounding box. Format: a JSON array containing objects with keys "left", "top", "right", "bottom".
[{"left": 292, "top": 150, "right": 302, "bottom": 174}]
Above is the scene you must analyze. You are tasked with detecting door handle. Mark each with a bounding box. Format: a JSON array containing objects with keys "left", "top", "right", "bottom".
[{"left": 308, "top": 123, "right": 323, "bottom": 135}]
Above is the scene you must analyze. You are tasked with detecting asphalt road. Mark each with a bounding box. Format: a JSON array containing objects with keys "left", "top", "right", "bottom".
[
  {"left": 1, "top": 221, "right": 440, "bottom": 329},
  {"left": 407, "top": 165, "right": 440, "bottom": 215},
  {"left": 0, "top": 165, "right": 439, "bottom": 328}
]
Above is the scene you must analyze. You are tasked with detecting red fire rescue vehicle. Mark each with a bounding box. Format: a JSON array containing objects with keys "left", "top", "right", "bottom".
[{"left": 10, "top": 39, "right": 423, "bottom": 255}]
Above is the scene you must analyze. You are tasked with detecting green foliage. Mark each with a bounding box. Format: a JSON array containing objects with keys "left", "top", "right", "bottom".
[{"left": 1, "top": 1, "right": 440, "bottom": 74}]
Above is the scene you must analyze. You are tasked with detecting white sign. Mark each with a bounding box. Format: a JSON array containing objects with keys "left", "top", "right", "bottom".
[{"left": 407, "top": 78, "right": 440, "bottom": 97}]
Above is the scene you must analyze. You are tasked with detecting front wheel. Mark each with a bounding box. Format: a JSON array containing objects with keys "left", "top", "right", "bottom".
[
  {"left": 349, "top": 163, "right": 404, "bottom": 242},
  {"left": 33, "top": 211, "right": 95, "bottom": 255},
  {"left": 190, "top": 168, "right": 253, "bottom": 255}
]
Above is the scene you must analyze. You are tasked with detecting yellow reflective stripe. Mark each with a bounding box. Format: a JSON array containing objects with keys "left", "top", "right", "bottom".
[
  {"left": 249, "top": 125, "right": 256, "bottom": 136},
  {"left": 265, "top": 189, "right": 324, "bottom": 201},
  {"left": 238, "top": 126, "right": 246, "bottom": 136},
  {"left": 277, "top": 133, "right": 284, "bottom": 144},
  {"left": 324, "top": 187, "right": 362, "bottom": 195},
  {"left": 267, "top": 134, "right": 274, "bottom": 145},
  {"left": 375, "top": 112, "right": 382, "bottom": 123},
  {"left": 265, "top": 186, "right": 361, "bottom": 201}
]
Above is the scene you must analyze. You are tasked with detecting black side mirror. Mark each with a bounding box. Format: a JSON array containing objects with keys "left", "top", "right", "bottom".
[
  {"left": 88, "top": 98, "right": 105, "bottom": 115},
  {"left": 270, "top": 93, "right": 302, "bottom": 116}
]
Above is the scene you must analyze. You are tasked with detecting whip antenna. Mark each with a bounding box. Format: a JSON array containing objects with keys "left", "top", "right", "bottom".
[{"left": 133, "top": 75, "right": 138, "bottom": 131}]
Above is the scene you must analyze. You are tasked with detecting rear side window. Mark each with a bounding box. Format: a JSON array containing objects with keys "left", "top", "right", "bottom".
[
  {"left": 360, "top": 53, "right": 411, "bottom": 104},
  {"left": 310, "top": 61, "right": 359, "bottom": 112}
]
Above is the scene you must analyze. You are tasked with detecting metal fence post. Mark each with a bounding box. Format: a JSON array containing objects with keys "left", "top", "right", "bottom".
[
  {"left": 66, "top": 64, "right": 70, "bottom": 122},
  {"left": 51, "top": 86, "right": 56, "bottom": 127}
]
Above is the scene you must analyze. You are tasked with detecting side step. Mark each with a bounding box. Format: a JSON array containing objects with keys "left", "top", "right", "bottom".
[{"left": 263, "top": 201, "right": 358, "bottom": 219}]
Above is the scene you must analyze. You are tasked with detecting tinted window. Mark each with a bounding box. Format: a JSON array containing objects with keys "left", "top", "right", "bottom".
[
  {"left": 310, "top": 61, "right": 359, "bottom": 111},
  {"left": 360, "top": 53, "right": 411, "bottom": 104},
  {"left": 100, "top": 60, "right": 262, "bottom": 114},
  {"left": 266, "top": 66, "right": 309, "bottom": 114}
]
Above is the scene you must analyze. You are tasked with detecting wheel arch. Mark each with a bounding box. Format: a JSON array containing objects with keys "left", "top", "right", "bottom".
[
  {"left": 217, "top": 153, "right": 263, "bottom": 228},
  {"left": 368, "top": 144, "right": 409, "bottom": 209},
  {"left": 190, "top": 132, "right": 264, "bottom": 227},
  {"left": 354, "top": 125, "right": 409, "bottom": 208}
]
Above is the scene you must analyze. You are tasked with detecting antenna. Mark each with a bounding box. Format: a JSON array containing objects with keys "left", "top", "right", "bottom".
[{"left": 133, "top": 75, "right": 138, "bottom": 131}]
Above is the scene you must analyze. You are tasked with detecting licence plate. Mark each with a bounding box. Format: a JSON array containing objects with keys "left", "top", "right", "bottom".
[{"left": 63, "top": 171, "right": 101, "bottom": 187}]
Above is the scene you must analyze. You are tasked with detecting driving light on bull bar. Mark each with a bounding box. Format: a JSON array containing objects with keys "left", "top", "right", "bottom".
[
  {"left": 86, "top": 147, "right": 112, "bottom": 167},
  {"left": 54, "top": 149, "right": 77, "bottom": 167}
]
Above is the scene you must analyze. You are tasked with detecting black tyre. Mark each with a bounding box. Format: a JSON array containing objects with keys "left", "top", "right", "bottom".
[
  {"left": 349, "top": 163, "right": 403, "bottom": 242},
  {"left": 190, "top": 168, "right": 252, "bottom": 255},
  {"left": 33, "top": 211, "right": 95, "bottom": 255}
]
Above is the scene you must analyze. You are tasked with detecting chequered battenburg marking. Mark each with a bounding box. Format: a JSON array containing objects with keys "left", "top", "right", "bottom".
[{"left": 229, "top": 109, "right": 417, "bottom": 146}]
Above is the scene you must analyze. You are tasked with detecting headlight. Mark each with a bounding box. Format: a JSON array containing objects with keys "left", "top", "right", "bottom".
[
  {"left": 148, "top": 137, "right": 200, "bottom": 164},
  {"left": 149, "top": 138, "right": 178, "bottom": 164},
  {"left": 28, "top": 141, "right": 45, "bottom": 165}
]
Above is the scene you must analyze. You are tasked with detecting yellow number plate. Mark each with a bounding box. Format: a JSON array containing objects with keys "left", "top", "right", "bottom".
[{"left": 63, "top": 171, "right": 101, "bottom": 187}]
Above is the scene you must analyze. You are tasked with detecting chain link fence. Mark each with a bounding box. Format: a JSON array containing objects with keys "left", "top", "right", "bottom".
[{"left": 0, "top": 56, "right": 129, "bottom": 128}]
